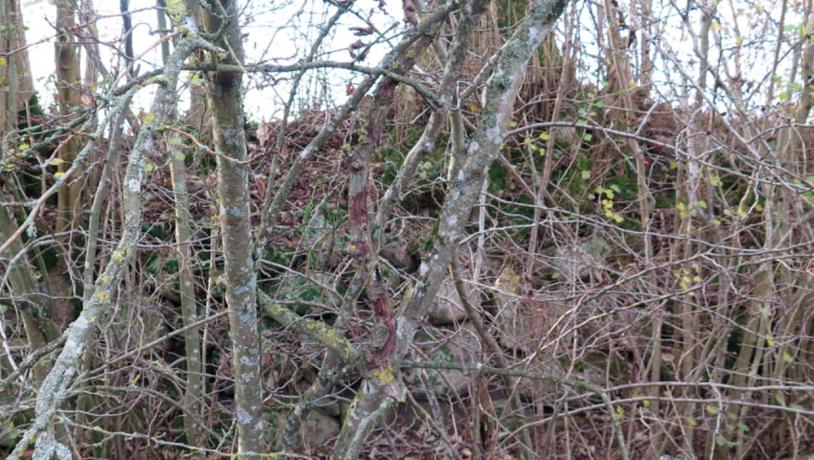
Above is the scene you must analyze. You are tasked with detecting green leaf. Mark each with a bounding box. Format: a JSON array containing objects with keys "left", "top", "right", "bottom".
[
  {"left": 737, "top": 422, "right": 749, "bottom": 432},
  {"left": 715, "top": 435, "right": 736, "bottom": 448},
  {"left": 705, "top": 404, "right": 719, "bottom": 416},
  {"left": 189, "top": 72, "right": 204, "bottom": 87},
  {"left": 169, "top": 134, "right": 184, "bottom": 146},
  {"left": 538, "top": 131, "right": 550, "bottom": 141},
  {"left": 48, "top": 158, "right": 65, "bottom": 166},
  {"left": 583, "top": 133, "right": 593, "bottom": 142},
  {"left": 581, "top": 170, "right": 591, "bottom": 180}
]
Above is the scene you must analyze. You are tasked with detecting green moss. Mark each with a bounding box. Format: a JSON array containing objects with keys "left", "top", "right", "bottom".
[{"left": 165, "top": 0, "right": 187, "bottom": 23}]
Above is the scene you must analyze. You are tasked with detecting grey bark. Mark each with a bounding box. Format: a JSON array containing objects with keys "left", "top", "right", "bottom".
[
  {"left": 169, "top": 87, "right": 207, "bottom": 456},
  {"left": 197, "top": 2, "right": 265, "bottom": 457}
]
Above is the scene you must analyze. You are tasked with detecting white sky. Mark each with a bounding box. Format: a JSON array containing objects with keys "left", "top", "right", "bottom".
[
  {"left": 21, "top": 0, "right": 402, "bottom": 118},
  {"left": 18, "top": 0, "right": 798, "bottom": 120}
]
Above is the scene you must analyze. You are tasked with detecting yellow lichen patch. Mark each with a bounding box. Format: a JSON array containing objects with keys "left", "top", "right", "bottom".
[
  {"left": 165, "top": 0, "right": 187, "bottom": 22},
  {"left": 96, "top": 290, "right": 110, "bottom": 303},
  {"left": 371, "top": 365, "right": 395, "bottom": 385}
]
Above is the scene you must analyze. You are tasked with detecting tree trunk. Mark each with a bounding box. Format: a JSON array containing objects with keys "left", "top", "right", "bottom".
[
  {"left": 198, "top": 2, "right": 265, "bottom": 457},
  {"left": 0, "top": 0, "right": 33, "bottom": 135},
  {"left": 55, "top": 0, "right": 82, "bottom": 233}
]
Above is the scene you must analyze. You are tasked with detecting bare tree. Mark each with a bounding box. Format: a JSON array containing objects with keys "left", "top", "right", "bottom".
[
  {"left": 196, "top": 1, "right": 265, "bottom": 456},
  {"left": 5, "top": 0, "right": 814, "bottom": 458}
]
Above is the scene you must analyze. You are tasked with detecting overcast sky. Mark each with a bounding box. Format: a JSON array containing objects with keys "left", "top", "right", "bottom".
[
  {"left": 19, "top": 1, "right": 795, "bottom": 119},
  {"left": 22, "top": 0, "right": 402, "bottom": 119}
]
